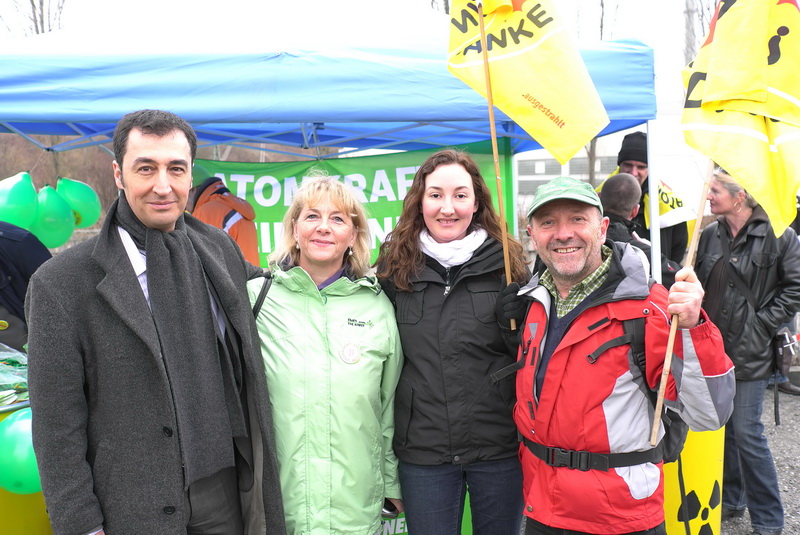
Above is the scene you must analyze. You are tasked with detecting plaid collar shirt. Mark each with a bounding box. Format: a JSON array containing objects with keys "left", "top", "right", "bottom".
[{"left": 540, "top": 245, "right": 612, "bottom": 318}]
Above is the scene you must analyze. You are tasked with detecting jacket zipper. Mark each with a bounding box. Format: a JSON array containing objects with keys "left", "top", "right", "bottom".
[
  {"left": 521, "top": 337, "right": 536, "bottom": 421},
  {"left": 444, "top": 268, "right": 451, "bottom": 296}
]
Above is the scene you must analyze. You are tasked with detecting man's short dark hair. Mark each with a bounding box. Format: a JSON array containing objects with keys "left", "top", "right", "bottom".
[
  {"left": 113, "top": 109, "right": 197, "bottom": 166},
  {"left": 599, "top": 173, "right": 641, "bottom": 218}
]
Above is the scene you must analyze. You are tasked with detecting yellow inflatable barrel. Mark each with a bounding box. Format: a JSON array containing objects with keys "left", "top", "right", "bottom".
[
  {"left": 663, "top": 427, "right": 725, "bottom": 535},
  {"left": 0, "top": 402, "right": 53, "bottom": 534}
]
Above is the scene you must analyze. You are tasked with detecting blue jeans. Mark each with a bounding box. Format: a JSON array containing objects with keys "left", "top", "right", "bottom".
[
  {"left": 398, "top": 457, "right": 523, "bottom": 535},
  {"left": 723, "top": 379, "right": 783, "bottom": 532},
  {"left": 767, "top": 371, "right": 789, "bottom": 386}
]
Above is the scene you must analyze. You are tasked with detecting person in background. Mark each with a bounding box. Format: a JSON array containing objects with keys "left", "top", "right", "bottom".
[
  {"left": 188, "top": 166, "right": 261, "bottom": 265},
  {"left": 695, "top": 168, "right": 800, "bottom": 535},
  {"left": 599, "top": 172, "right": 681, "bottom": 287},
  {"left": 768, "top": 194, "right": 800, "bottom": 395},
  {"left": 767, "top": 318, "right": 800, "bottom": 395},
  {"left": 375, "top": 149, "right": 529, "bottom": 535},
  {"left": 25, "top": 109, "right": 286, "bottom": 535},
  {"left": 510, "top": 176, "right": 734, "bottom": 534},
  {"left": 249, "top": 176, "right": 403, "bottom": 534},
  {"left": 615, "top": 131, "right": 689, "bottom": 264},
  {"left": 0, "top": 221, "right": 51, "bottom": 351}
]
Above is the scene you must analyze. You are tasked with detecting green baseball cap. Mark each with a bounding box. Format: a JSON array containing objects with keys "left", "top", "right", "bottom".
[
  {"left": 526, "top": 176, "right": 603, "bottom": 219},
  {"left": 192, "top": 163, "right": 213, "bottom": 188}
]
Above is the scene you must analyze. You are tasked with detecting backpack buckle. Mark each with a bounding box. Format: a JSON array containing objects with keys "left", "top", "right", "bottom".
[{"left": 545, "top": 447, "right": 594, "bottom": 471}]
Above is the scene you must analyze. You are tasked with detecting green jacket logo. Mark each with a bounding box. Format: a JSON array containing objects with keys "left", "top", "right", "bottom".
[{"left": 347, "top": 318, "right": 374, "bottom": 328}]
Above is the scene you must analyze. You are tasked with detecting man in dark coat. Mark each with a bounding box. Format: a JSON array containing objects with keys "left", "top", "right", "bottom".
[
  {"left": 0, "top": 221, "right": 51, "bottom": 351},
  {"left": 25, "top": 110, "right": 286, "bottom": 535},
  {"left": 599, "top": 173, "right": 681, "bottom": 288}
]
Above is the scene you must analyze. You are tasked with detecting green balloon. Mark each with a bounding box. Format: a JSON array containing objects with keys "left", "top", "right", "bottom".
[
  {"left": 0, "top": 172, "right": 38, "bottom": 229},
  {"left": 0, "top": 408, "right": 42, "bottom": 495},
  {"left": 56, "top": 176, "right": 102, "bottom": 228},
  {"left": 27, "top": 186, "right": 75, "bottom": 249}
]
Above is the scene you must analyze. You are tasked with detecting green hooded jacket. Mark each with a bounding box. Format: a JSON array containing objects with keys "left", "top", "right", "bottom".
[{"left": 248, "top": 265, "right": 403, "bottom": 534}]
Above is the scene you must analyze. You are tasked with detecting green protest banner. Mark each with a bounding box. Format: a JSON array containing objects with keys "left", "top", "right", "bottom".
[{"left": 195, "top": 140, "right": 514, "bottom": 266}]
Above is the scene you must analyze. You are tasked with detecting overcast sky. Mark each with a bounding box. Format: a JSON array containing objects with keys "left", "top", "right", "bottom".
[{"left": 0, "top": 0, "right": 685, "bottom": 46}]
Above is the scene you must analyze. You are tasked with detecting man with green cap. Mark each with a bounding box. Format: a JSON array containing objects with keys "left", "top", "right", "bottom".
[
  {"left": 500, "top": 176, "right": 734, "bottom": 534},
  {"left": 188, "top": 164, "right": 260, "bottom": 265}
]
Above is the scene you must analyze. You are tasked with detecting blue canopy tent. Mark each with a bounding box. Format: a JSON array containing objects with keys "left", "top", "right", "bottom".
[
  {"left": 0, "top": 39, "right": 655, "bottom": 158},
  {"left": 0, "top": 10, "right": 662, "bottom": 276}
]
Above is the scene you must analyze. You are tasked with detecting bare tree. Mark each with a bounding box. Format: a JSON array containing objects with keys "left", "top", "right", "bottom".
[
  {"left": 30, "top": 0, "right": 67, "bottom": 34},
  {"left": 0, "top": 0, "right": 66, "bottom": 36},
  {"left": 583, "top": 0, "right": 616, "bottom": 187},
  {"left": 431, "top": 0, "right": 449, "bottom": 14},
  {"left": 684, "top": 0, "right": 717, "bottom": 64}
]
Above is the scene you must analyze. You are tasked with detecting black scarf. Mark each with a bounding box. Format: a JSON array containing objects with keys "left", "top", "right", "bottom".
[{"left": 113, "top": 194, "right": 246, "bottom": 487}]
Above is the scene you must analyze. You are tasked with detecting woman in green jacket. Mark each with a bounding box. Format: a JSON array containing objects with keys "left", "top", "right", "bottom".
[{"left": 248, "top": 176, "right": 403, "bottom": 535}]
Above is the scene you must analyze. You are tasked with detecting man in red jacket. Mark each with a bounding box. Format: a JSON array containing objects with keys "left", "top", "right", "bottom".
[
  {"left": 505, "top": 176, "right": 734, "bottom": 534},
  {"left": 189, "top": 167, "right": 260, "bottom": 265}
]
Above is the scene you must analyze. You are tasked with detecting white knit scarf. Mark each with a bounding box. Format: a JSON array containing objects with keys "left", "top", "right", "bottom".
[{"left": 419, "top": 228, "right": 488, "bottom": 268}]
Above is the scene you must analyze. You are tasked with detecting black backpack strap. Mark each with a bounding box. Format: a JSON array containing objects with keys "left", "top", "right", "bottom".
[
  {"left": 626, "top": 316, "right": 647, "bottom": 388},
  {"left": 523, "top": 437, "right": 661, "bottom": 472},
  {"left": 583, "top": 316, "right": 635, "bottom": 364},
  {"left": 492, "top": 330, "right": 536, "bottom": 383},
  {"left": 626, "top": 315, "right": 665, "bottom": 453},
  {"left": 627, "top": 311, "right": 689, "bottom": 466},
  {"left": 251, "top": 271, "right": 273, "bottom": 317},
  {"left": 585, "top": 333, "right": 635, "bottom": 364},
  {"left": 491, "top": 359, "right": 524, "bottom": 383}
]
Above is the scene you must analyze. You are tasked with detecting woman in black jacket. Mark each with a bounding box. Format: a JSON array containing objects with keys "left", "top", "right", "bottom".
[
  {"left": 375, "top": 149, "right": 529, "bottom": 535},
  {"left": 695, "top": 168, "right": 800, "bottom": 535}
]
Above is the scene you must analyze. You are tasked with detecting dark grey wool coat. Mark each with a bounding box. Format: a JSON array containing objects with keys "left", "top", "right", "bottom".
[{"left": 25, "top": 212, "right": 286, "bottom": 535}]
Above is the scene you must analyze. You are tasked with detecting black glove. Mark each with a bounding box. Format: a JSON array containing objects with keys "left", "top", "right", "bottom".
[{"left": 496, "top": 281, "right": 525, "bottom": 329}]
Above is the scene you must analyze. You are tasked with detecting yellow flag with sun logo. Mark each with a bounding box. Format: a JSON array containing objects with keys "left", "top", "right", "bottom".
[
  {"left": 448, "top": 0, "right": 609, "bottom": 164},
  {"left": 682, "top": 0, "right": 800, "bottom": 235}
]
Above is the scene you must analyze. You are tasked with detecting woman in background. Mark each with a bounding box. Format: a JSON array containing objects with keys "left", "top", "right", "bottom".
[
  {"left": 375, "top": 149, "right": 529, "bottom": 535},
  {"left": 249, "top": 176, "right": 403, "bottom": 534},
  {"left": 695, "top": 168, "right": 800, "bottom": 535}
]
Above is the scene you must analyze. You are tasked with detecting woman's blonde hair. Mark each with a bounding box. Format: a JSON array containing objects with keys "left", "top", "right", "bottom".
[
  {"left": 713, "top": 167, "right": 758, "bottom": 209},
  {"left": 269, "top": 174, "right": 372, "bottom": 278}
]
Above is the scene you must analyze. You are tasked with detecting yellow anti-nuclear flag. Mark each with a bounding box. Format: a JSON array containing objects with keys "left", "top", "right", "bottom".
[
  {"left": 448, "top": 0, "right": 609, "bottom": 164},
  {"left": 682, "top": 0, "right": 800, "bottom": 235}
]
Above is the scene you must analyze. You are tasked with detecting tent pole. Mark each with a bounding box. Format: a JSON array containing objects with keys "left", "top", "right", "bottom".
[
  {"left": 476, "top": 0, "right": 516, "bottom": 330},
  {"left": 645, "top": 121, "right": 662, "bottom": 283}
]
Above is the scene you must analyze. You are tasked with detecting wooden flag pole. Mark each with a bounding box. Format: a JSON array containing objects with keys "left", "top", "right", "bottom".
[
  {"left": 476, "top": 0, "right": 516, "bottom": 330},
  {"left": 649, "top": 163, "right": 713, "bottom": 445}
]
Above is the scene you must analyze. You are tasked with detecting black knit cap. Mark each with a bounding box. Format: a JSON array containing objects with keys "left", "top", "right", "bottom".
[{"left": 617, "top": 131, "right": 648, "bottom": 165}]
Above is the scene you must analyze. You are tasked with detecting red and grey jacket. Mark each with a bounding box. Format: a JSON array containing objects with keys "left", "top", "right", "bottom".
[{"left": 514, "top": 241, "right": 734, "bottom": 534}]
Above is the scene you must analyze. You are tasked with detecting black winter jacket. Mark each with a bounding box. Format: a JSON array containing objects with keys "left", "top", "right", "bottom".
[
  {"left": 695, "top": 209, "right": 800, "bottom": 380},
  {"left": 380, "top": 239, "right": 519, "bottom": 465}
]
